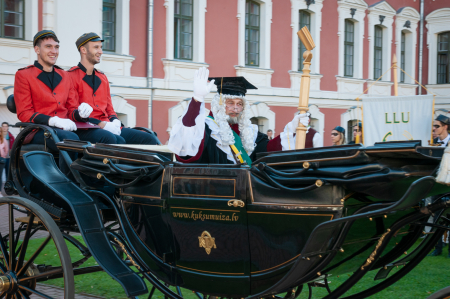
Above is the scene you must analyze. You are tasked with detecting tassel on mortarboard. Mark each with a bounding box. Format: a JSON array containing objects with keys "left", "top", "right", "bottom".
[{"left": 219, "top": 77, "right": 223, "bottom": 105}]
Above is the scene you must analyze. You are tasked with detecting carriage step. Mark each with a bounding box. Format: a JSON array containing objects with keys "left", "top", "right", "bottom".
[{"left": 22, "top": 151, "right": 148, "bottom": 297}]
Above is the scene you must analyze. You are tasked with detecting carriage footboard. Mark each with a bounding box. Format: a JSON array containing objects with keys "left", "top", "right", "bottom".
[{"left": 21, "top": 151, "right": 148, "bottom": 297}]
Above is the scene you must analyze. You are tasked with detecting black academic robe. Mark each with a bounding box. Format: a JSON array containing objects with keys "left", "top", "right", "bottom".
[{"left": 177, "top": 123, "right": 270, "bottom": 164}]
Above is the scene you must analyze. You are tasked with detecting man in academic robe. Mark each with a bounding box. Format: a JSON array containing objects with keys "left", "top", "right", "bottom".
[
  {"left": 67, "top": 32, "right": 159, "bottom": 145},
  {"left": 168, "top": 67, "right": 309, "bottom": 164}
]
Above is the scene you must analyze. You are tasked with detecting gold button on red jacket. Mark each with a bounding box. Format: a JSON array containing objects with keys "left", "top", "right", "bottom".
[
  {"left": 67, "top": 63, "right": 118, "bottom": 125},
  {"left": 14, "top": 61, "right": 81, "bottom": 125}
]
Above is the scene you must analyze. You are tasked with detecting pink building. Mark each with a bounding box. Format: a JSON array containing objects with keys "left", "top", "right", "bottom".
[{"left": 1, "top": 0, "right": 449, "bottom": 146}]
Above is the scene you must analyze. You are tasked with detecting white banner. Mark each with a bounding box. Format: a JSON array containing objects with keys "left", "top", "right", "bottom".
[{"left": 362, "top": 95, "right": 434, "bottom": 146}]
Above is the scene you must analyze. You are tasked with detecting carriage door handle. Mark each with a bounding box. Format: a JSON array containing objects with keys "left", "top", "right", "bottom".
[{"left": 228, "top": 200, "right": 245, "bottom": 208}]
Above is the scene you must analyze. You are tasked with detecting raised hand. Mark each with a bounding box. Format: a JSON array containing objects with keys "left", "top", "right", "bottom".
[{"left": 193, "top": 67, "right": 215, "bottom": 102}]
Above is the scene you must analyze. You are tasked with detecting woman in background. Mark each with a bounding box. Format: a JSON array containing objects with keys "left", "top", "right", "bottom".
[
  {"left": 331, "top": 126, "right": 346, "bottom": 146},
  {"left": 0, "top": 129, "right": 9, "bottom": 190}
]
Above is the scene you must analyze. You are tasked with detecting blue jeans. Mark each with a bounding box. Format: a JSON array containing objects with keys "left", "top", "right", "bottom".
[
  {"left": 75, "top": 128, "right": 119, "bottom": 145},
  {"left": 120, "top": 128, "right": 159, "bottom": 145}
]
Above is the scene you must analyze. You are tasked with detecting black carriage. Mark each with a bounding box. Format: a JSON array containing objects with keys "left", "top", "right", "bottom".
[{"left": 1, "top": 95, "right": 450, "bottom": 299}]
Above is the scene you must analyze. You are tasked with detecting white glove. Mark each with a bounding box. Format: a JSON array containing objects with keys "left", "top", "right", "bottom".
[
  {"left": 78, "top": 103, "right": 93, "bottom": 118},
  {"left": 112, "top": 119, "right": 122, "bottom": 128},
  {"left": 193, "top": 67, "right": 215, "bottom": 102},
  {"left": 49, "top": 116, "right": 77, "bottom": 131},
  {"left": 103, "top": 121, "right": 121, "bottom": 135},
  {"left": 288, "top": 113, "right": 309, "bottom": 132}
]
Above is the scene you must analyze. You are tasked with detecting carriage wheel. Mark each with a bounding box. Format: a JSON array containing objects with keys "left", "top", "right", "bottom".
[{"left": 0, "top": 196, "right": 74, "bottom": 299}]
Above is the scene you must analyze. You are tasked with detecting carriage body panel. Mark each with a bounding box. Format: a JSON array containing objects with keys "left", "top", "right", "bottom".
[{"left": 6, "top": 122, "right": 450, "bottom": 298}]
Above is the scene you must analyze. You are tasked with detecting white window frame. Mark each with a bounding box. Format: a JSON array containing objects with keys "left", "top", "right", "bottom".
[
  {"left": 237, "top": 0, "right": 272, "bottom": 69},
  {"left": 395, "top": 7, "right": 420, "bottom": 85},
  {"left": 115, "top": 0, "right": 130, "bottom": 55},
  {"left": 290, "top": 0, "right": 323, "bottom": 74},
  {"left": 367, "top": 1, "right": 395, "bottom": 81},
  {"left": 425, "top": 8, "right": 450, "bottom": 85},
  {"left": 337, "top": 0, "right": 367, "bottom": 79},
  {"left": 164, "top": 0, "right": 207, "bottom": 62}
]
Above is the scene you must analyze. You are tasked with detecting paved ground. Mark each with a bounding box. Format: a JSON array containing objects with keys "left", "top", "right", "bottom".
[
  {"left": 0, "top": 195, "right": 105, "bottom": 299},
  {"left": 33, "top": 284, "right": 105, "bottom": 299}
]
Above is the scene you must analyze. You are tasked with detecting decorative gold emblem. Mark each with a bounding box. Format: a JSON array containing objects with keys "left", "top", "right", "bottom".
[
  {"left": 228, "top": 199, "right": 245, "bottom": 208},
  {"left": 361, "top": 229, "right": 391, "bottom": 270},
  {"left": 198, "top": 231, "right": 217, "bottom": 255}
]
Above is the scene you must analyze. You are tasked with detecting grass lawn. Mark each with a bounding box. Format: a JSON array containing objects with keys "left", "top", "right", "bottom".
[{"left": 25, "top": 237, "right": 450, "bottom": 299}]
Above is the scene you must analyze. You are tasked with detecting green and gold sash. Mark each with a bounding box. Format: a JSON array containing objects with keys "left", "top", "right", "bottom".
[{"left": 207, "top": 116, "right": 252, "bottom": 165}]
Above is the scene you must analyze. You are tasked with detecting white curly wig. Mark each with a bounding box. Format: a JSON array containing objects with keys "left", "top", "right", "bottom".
[{"left": 211, "top": 93, "right": 256, "bottom": 153}]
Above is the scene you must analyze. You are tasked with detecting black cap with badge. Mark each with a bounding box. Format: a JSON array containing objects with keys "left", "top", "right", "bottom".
[
  {"left": 208, "top": 77, "right": 257, "bottom": 97},
  {"left": 76, "top": 32, "right": 104, "bottom": 51},
  {"left": 33, "top": 30, "right": 58, "bottom": 47},
  {"left": 436, "top": 114, "right": 450, "bottom": 126}
]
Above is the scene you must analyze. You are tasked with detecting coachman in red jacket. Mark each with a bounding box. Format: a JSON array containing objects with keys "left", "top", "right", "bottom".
[
  {"left": 67, "top": 32, "right": 159, "bottom": 145},
  {"left": 13, "top": 30, "right": 86, "bottom": 174}
]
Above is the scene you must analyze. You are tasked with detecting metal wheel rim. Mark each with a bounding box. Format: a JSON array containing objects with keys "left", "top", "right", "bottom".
[{"left": 0, "top": 196, "right": 74, "bottom": 299}]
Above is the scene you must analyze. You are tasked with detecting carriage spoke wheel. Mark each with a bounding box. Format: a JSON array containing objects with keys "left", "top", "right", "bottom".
[{"left": 0, "top": 196, "right": 74, "bottom": 299}]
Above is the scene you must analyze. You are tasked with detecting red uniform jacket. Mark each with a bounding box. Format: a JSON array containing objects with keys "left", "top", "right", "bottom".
[
  {"left": 14, "top": 61, "right": 82, "bottom": 125},
  {"left": 67, "top": 63, "right": 118, "bottom": 125}
]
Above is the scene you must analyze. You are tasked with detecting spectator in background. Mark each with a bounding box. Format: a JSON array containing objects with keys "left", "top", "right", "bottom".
[
  {"left": 2, "top": 122, "right": 14, "bottom": 177},
  {"left": 432, "top": 115, "right": 450, "bottom": 146},
  {"left": 348, "top": 122, "right": 363, "bottom": 144},
  {"left": 0, "top": 129, "right": 8, "bottom": 187},
  {"left": 305, "top": 114, "right": 323, "bottom": 148},
  {"left": 267, "top": 129, "right": 273, "bottom": 140},
  {"left": 331, "top": 126, "right": 346, "bottom": 146}
]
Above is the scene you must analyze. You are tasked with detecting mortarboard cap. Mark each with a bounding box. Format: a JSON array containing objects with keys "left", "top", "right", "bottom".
[
  {"left": 76, "top": 32, "right": 104, "bottom": 50},
  {"left": 436, "top": 114, "right": 450, "bottom": 125},
  {"left": 208, "top": 77, "right": 257, "bottom": 97},
  {"left": 333, "top": 126, "right": 345, "bottom": 134},
  {"left": 33, "top": 30, "right": 58, "bottom": 47}
]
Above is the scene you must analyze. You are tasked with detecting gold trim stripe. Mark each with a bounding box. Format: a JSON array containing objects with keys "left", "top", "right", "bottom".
[
  {"left": 171, "top": 207, "right": 241, "bottom": 213},
  {"left": 247, "top": 211, "right": 334, "bottom": 219},
  {"left": 266, "top": 151, "right": 361, "bottom": 166},
  {"left": 251, "top": 254, "right": 301, "bottom": 274}
]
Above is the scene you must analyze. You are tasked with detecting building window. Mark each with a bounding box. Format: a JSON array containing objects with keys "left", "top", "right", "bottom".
[
  {"left": 102, "top": 0, "right": 116, "bottom": 52},
  {"left": 298, "top": 10, "right": 311, "bottom": 71},
  {"left": 344, "top": 19, "right": 354, "bottom": 77},
  {"left": 1, "top": 0, "right": 24, "bottom": 39},
  {"left": 245, "top": 0, "right": 260, "bottom": 66},
  {"left": 374, "top": 25, "right": 383, "bottom": 79},
  {"left": 400, "top": 31, "right": 406, "bottom": 83},
  {"left": 437, "top": 31, "right": 449, "bottom": 84},
  {"left": 174, "top": 0, "right": 193, "bottom": 60}
]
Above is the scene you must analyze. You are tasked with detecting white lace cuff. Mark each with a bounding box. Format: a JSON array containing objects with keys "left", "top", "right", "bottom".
[{"left": 168, "top": 100, "right": 206, "bottom": 157}]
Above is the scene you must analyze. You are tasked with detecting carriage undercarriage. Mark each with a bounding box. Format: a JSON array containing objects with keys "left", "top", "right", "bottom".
[{"left": 1, "top": 120, "right": 450, "bottom": 299}]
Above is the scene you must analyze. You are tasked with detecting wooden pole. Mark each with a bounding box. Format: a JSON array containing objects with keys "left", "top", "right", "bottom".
[
  {"left": 295, "top": 26, "right": 316, "bottom": 150},
  {"left": 392, "top": 54, "right": 398, "bottom": 96}
]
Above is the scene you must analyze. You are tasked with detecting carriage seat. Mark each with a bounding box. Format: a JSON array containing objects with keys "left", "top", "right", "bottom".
[{"left": 7, "top": 94, "right": 58, "bottom": 154}]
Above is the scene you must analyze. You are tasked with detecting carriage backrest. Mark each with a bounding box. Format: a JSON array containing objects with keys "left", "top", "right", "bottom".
[{"left": 7, "top": 94, "right": 16, "bottom": 114}]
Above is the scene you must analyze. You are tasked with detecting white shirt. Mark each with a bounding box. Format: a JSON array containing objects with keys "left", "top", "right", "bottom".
[{"left": 437, "top": 134, "right": 450, "bottom": 147}]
